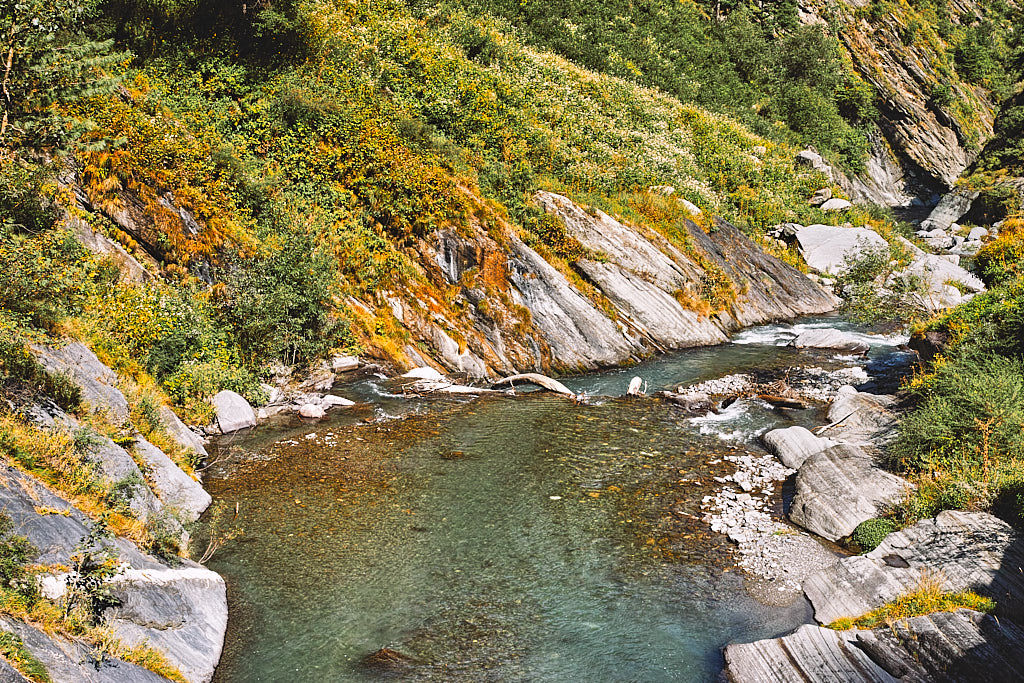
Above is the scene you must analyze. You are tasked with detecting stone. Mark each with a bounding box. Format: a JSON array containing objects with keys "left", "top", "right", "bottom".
[
  {"left": 211, "top": 391, "right": 256, "bottom": 434},
  {"left": 723, "top": 610, "right": 1024, "bottom": 682},
  {"left": 762, "top": 426, "right": 835, "bottom": 469},
  {"left": 820, "top": 386, "right": 897, "bottom": 445},
  {"left": 133, "top": 437, "right": 211, "bottom": 522},
  {"left": 793, "top": 224, "right": 888, "bottom": 275},
  {"left": 626, "top": 376, "right": 644, "bottom": 396},
  {"left": 330, "top": 355, "right": 360, "bottom": 372},
  {"left": 808, "top": 187, "right": 832, "bottom": 206},
  {"left": 788, "top": 444, "right": 910, "bottom": 542},
  {"left": 680, "top": 198, "right": 702, "bottom": 215},
  {"left": 967, "top": 226, "right": 989, "bottom": 241},
  {"left": 819, "top": 197, "right": 853, "bottom": 211},
  {"left": 321, "top": 395, "right": 356, "bottom": 409},
  {"left": 402, "top": 366, "right": 445, "bottom": 381},
  {"left": 804, "top": 510, "right": 1024, "bottom": 624},
  {"left": 298, "top": 404, "right": 326, "bottom": 419},
  {"left": 920, "top": 189, "right": 978, "bottom": 232},
  {"left": 790, "top": 328, "right": 871, "bottom": 354},
  {"left": 33, "top": 341, "right": 130, "bottom": 423}
]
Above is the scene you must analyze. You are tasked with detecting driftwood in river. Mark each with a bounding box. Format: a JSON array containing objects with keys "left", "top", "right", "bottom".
[{"left": 493, "top": 373, "right": 576, "bottom": 397}]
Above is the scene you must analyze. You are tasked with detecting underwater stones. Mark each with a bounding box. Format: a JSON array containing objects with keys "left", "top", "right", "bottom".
[{"left": 212, "top": 390, "right": 257, "bottom": 434}]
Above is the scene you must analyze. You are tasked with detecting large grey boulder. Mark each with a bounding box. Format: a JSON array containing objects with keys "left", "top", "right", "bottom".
[
  {"left": 724, "top": 609, "right": 1024, "bottom": 682},
  {"left": 920, "top": 188, "right": 978, "bottom": 232},
  {"left": 789, "top": 444, "right": 910, "bottom": 542},
  {"left": 762, "top": 426, "right": 835, "bottom": 469},
  {"left": 821, "top": 386, "right": 897, "bottom": 446},
  {"left": 211, "top": 390, "right": 256, "bottom": 433},
  {"left": 107, "top": 564, "right": 228, "bottom": 683},
  {"left": 819, "top": 197, "right": 853, "bottom": 211},
  {"left": 804, "top": 510, "right": 1024, "bottom": 624},
  {"left": 133, "top": 437, "right": 211, "bottom": 521},
  {"left": 793, "top": 224, "right": 888, "bottom": 275},
  {"left": 790, "top": 328, "right": 870, "bottom": 354},
  {"left": 33, "top": 342, "right": 130, "bottom": 423}
]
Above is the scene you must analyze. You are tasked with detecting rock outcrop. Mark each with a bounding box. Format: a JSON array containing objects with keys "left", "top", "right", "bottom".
[
  {"left": 790, "top": 328, "right": 870, "bottom": 354},
  {"left": 920, "top": 188, "right": 979, "bottom": 232},
  {"left": 820, "top": 386, "right": 897, "bottom": 446},
  {"left": 788, "top": 444, "right": 910, "bottom": 542},
  {"left": 804, "top": 510, "right": 1024, "bottom": 624},
  {"left": 133, "top": 436, "right": 211, "bottom": 522},
  {"left": 33, "top": 342, "right": 130, "bottom": 423},
  {"left": 0, "top": 465, "right": 226, "bottom": 683},
  {"left": 724, "top": 609, "right": 1024, "bottom": 682}
]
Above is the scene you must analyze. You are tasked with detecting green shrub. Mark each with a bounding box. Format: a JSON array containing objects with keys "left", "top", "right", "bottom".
[
  {"left": 0, "top": 632, "right": 50, "bottom": 683},
  {"left": 0, "top": 513, "right": 38, "bottom": 605},
  {"left": 850, "top": 517, "right": 897, "bottom": 552}
]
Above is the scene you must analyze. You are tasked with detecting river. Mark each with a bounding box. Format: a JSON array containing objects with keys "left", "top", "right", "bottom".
[{"left": 203, "top": 317, "right": 909, "bottom": 681}]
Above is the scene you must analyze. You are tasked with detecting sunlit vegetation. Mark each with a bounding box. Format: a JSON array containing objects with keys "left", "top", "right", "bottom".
[{"left": 826, "top": 573, "right": 995, "bottom": 630}]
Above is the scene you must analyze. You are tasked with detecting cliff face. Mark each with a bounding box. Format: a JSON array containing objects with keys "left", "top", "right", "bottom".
[
  {"left": 805, "top": 0, "right": 1000, "bottom": 199},
  {"left": 389, "top": 192, "right": 836, "bottom": 378}
]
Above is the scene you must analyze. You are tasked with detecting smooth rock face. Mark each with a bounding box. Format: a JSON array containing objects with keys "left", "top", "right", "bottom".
[
  {"left": 804, "top": 510, "right": 1024, "bottom": 624},
  {"left": 158, "top": 405, "right": 209, "bottom": 459},
  {"left": 107, "top": 566, "right": 228, "bottom": 683},
  {"left": 331, "top": 355, "right": 360, "bottom": 372},
  {"left": 0, "top": 467, "right": 227, "bottom": 683},
  {"left": 788, "top": 444, "right": 910, "bottom": 542},
  {"left": 724, "top": 610, "right": 1024, "bottom": 682},
  {"left": 790, "top": 328, "right": 870, "bottom": 354},
  {"left": 0, "top": 616, "right": 166, "bottom": 683},
  {"left": 212, "top": 390, "right": 256, "bottom": 434},
  {"left": 133, "top": 437, "right": 211, "bottom": 522},
  {"left": 762, "top": 426, "right": 835, "bottom": 469},
  {"left": 794, "top": 224, "right": 888, "bottom": 275},
  {"left": 321, "top": 395, "right": 355, "bottom": 408},
  {"left": 33, "top": 342, "right": 130, "bottom": 423}
]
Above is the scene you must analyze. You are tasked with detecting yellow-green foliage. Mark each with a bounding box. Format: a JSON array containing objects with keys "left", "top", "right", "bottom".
[{"left": 827, "top": 573, "right": 995, "bottom": 630}]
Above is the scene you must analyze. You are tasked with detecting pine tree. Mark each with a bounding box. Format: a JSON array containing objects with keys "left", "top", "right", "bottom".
[{"left": 0, "top": 0, "right": 122, "bottom": 153}]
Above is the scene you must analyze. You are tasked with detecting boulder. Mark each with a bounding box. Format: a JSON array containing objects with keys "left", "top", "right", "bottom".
[
  {"left": 626, "top": 376, "right": 644, "bottom": 396},
  {"left": 790, "top": 328, "right": 870, "bottom": 354},
  {"left": 819, "top": 198, "right": 853, "bottom": 211},
  {"left": 789, "top": 444, "right": 910, "bottom": 542},
  {"left": 211, "top": 391, "right": 256, "bottom": 434},
  {"left": 680, "top": 198, "right": 702, "bottom": 215},
  {"left": 793, "top": 225, "right": 888, "bottom": 275},
  {"left": 762, "top": 426, "right": 835, "bottom": 469},
  {"left": 803, "top": 510, "right": 1024, "bottom": 624},
  {"left": 821, "top": 386, "right": 897, "bottom": 445},
  {"left": 33, "top": 342, "right": 130, "bottom": 423},
  {"left": 724, "top": 610, "right": 1024, "bottom": 682},
  {"left": 920, "top": 188, "right": 978, "bottom": 232},
  {"left": 298, "top": 404, "right": 326, "bottom": 419},
  {"left": 133, "top": 437, "right": 211, "bottom": 522},
  {"left": 330, "top": 355, "right": 360, "bottom": 372},
  {"left": 321, "top": 395, "right": 355, "bottom": 409},
  {"left": 402, "top": 366, "right": 446, "bottom": 381},
  {"left": 967, "top": 226, "right": 989, "bottom": 241}
]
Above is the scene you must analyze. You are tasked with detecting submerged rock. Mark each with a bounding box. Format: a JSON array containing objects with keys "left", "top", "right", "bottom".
[
  {"left": 803, "top": 510, "right": 1024, "bottom": 624},
  {"left": 212, "top": 390, "right": 257, "bottom": 434},
  {"left": 788, "top": 444, "right": 910, "bottom": 542}
]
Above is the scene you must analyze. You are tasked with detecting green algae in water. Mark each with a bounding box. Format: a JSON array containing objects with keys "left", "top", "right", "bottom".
[{"left": 205, "top": 394, "right": 810, "bottom": 681}]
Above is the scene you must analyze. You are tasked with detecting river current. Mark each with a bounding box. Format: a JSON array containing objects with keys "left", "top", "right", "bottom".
[{"left": 204, "top": 317, "right": 909, "bottom": 681}]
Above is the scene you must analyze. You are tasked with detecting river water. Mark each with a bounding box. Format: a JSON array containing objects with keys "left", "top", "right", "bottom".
[{"left": 204, "top": 318, "right": 909, "bottom": 681}]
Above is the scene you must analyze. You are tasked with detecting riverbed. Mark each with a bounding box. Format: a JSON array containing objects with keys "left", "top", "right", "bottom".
[{"left": 204, "top": 317, "right": 909, "bottom": 681}]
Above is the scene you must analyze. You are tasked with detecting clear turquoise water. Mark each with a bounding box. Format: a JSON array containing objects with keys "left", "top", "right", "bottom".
[{"left": 205, "top": 318, "right": 907, "bottom": 681}]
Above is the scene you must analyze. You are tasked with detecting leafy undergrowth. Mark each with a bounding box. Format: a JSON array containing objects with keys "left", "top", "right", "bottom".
[
  {"left": 827, "top": 574, "right": 996, "bottom": 631},
  {"left": 0, "top": 631, "right": 50, "bottom": 683}
]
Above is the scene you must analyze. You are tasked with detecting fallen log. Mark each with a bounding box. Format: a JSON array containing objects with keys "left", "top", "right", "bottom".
[
  {"left": 757, "top": 394, "right": 809, "bottom": 410},
  {"left": 493, "top": 373, "right": 576, "bottom": 397}
]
